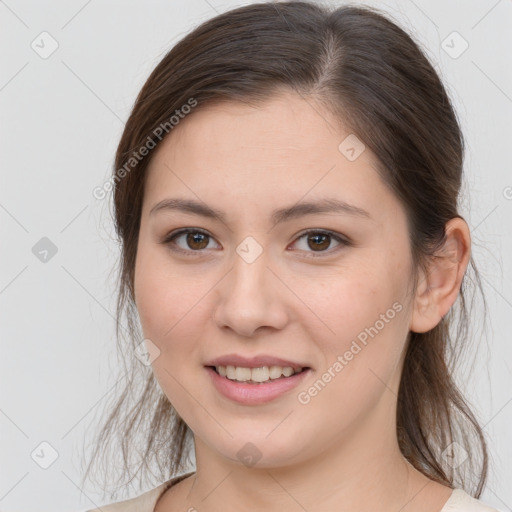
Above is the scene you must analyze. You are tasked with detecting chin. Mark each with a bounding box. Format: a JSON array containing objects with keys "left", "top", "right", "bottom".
[{"left": 202, "top": 430, "right": 310, "bottom": 470}]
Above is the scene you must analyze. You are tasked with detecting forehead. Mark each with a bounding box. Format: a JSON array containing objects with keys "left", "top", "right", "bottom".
[
  {"left": 143, "top": 92, "right": 401, "bottom": 225},
  {"left": 163, "top": 93, "right": 354, "bottom": 158}
]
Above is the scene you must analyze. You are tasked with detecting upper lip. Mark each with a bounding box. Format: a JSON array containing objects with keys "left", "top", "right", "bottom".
[{"left": 205, "top": 354, "right": 310, "bottom": 371}]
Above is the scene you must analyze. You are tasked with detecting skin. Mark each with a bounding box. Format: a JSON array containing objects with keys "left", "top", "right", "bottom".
[{"left": 133, "top": 90, "right": 471, "bottom": 512}]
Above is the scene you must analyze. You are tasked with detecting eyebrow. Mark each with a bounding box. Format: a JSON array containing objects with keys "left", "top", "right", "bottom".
[{"left": 149, "top": 197, "right": 371, "bottom": 225}]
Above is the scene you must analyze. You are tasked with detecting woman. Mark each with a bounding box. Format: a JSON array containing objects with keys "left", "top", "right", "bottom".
[{"left": 83, "top": 1, "right": 499, "bottom": 511}]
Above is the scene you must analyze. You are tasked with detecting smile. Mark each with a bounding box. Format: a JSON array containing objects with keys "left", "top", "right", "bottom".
[
  {"left": 205, "top": 365, "right": 311, "bottom": 405},
  {"left": 213, "top": 364, "right": 304, "bottom": 383}
]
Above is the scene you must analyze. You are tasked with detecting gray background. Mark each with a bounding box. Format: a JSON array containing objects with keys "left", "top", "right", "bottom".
[{"left": 1, "top": 0, "right": 511, "bottom": 510}]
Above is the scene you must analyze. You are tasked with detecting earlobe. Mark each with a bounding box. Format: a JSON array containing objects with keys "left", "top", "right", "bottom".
[{"left": 409, "top": 218, "right": 471, "bottom": 334}]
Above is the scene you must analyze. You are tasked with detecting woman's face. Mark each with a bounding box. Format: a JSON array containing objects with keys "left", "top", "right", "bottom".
[{"left": 134, "top": 91, "right": 416, "bottom": 469}]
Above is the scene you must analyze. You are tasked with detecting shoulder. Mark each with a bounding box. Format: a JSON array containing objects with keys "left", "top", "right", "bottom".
[
  {"left": 85, "top": 472, "right": 195, "bottom": 512},
  {"left": 441, "top": 489, "right": 501, "bottom": 512},
  {"left": 85, "top": 483, "right": 168, "bottom": 512}
]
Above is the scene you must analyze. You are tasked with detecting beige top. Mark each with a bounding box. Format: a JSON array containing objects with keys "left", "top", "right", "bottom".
[{"left": 86, "top": 472, "right": 500, "bottom": 512}]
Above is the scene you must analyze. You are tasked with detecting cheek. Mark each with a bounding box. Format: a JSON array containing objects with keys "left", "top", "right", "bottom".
[
  {"left": 296, "top": 302, "right": 407, "bottom": 435},
  {"left": 133, "top": 248, "right": 207, "bottom": 413},
  {"left": 134, "top": 245, "right": 194, "bottom": 342},
  {"left": 133, "top": 244, "right": 220, "bottom": 387},
  {"left": 303, "top": 263, "right": 404, "bottom": 339},
  {"left": 303, "top": 261, "right": 409, "bottom": 389}
]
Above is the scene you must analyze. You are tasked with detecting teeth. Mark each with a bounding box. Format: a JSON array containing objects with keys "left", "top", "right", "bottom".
[
  {"left": 215, "top": 365, "right": 303, "bottom": 383},
  {"left": 269, "top": 366, "right": 283, "bottom": 379},
  {"left": 252, "top": 366, "right": 269, "bottom": 382},
  {"left": 235, "top": 366, "right": 250, "bottom": 381},
  {"left": 226, "top": 365, "right": 236, "bottom": 379},
  {"left": 282, "top": 367, "right": 294, "bottom": 377}
]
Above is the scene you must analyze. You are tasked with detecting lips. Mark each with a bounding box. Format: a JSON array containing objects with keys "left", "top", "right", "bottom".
[
  {"left": 204, "top": 354, "right": 311, "bottom": 371},
  {"left": 203, "top": 353, "right": 313, "bottom": 404},
  {"left": 205, "top": 365, "right": 312, "bottom": 404}
]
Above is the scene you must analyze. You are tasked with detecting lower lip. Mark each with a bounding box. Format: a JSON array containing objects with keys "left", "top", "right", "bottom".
[{"left": 205, "top": 366, "right": 311, "bottom": 405}]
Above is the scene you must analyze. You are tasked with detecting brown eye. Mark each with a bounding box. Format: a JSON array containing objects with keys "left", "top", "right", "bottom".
[
  {"left": 307, "top": 233, "right": 331, "bottom": 251},
  {"left": 185, "top": 232, "right": 210, "bottom": 250},
  {"left": 291, "top": 229, "right": 349, "bottom": 257},
  {"left": 162, "top": 229, "right": 219, "bottom": 254}
]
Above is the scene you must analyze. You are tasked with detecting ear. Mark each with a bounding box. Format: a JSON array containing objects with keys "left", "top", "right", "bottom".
[{"left": 410, "top": 218, "right": 471, "bottom": 334}]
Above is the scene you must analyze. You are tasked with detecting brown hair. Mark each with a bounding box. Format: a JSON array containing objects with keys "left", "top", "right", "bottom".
[{"left": 81, "top": 0, "right": 489, "bottom": 499}]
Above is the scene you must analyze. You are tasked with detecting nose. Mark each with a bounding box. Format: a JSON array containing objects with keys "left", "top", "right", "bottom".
[{"left": 212, "top": 247, "right": 289, "bottom": 338}]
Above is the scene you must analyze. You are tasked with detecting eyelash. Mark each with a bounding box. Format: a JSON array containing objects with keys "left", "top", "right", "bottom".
[{"left": 160, "top": 228, "right": 350, "bottom": 258}]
